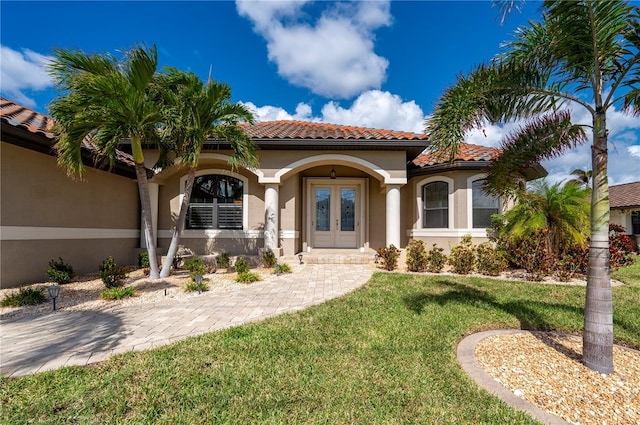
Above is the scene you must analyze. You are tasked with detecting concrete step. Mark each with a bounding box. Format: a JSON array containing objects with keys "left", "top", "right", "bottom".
[{"left": 280, "top": 249, "right": 377, "bottom": 265}]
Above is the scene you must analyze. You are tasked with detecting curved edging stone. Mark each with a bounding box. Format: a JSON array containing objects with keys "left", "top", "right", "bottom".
[{"left": 457, "top": 329, "right": 570, "bottom": 425}]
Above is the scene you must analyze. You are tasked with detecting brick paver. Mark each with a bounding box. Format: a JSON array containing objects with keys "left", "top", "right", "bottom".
[{"left": 0, "top": 264, "right": 373, "bottom": 377}]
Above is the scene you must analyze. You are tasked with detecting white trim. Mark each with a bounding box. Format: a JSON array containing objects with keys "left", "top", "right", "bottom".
[
  {"left": 262, "top": 154, "right": 406, "bottom": 185},
  {"left": 466, "top": 173, "right": 500, "bottom": 230},
  {"left": 1, "top": 226, "right": 140, "bottom": 240},
  {"left": 279, "top": 230, "right": 299, "bottom": 239},
  {"left": 415, "top": 175, "right": 455, "bottom": 230},
  {"left": 179, "top": 169, "right": 249, "bottom": 231},
  {"left": 408, "top": 228, "right": 489, "bottom": 238},
  {"left": 158, "top": 229, "right": 262, "bottom": 239}
]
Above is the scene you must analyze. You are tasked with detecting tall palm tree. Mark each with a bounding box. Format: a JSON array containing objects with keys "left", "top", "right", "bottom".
[
  {"left": 155, "top": 68, "right": 258, "bottom": 278},
  {"left": 500, "top": 180, "right": 590, "bottom": 257},
  {"left": 426, "top": 0, "right": 639, "bottom": 373},
  {"left": 49, "top": 45, "right": 163, "bottom": 278}
]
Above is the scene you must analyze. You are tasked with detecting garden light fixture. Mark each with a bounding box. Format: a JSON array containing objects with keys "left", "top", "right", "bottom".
[
  {"left": 298, "top": 253, "right": 304, "bottom": 264},
  {"left": 48, "top": 284, "right": 60, "bottom": 311}
]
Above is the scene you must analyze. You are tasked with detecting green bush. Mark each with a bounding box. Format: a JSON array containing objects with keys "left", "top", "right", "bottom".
[
  {"left": 262, "top": 249, "right": 277, "bottom": 267},
  {"left": 475, "top": 242, "right": 507, "bottom": 276},
  {"left": 508, "top": 231, "right": 552, "bottom": 281},
  {"left": 99, "top": 257, "right": 127, "bottom": 288},
  {"left": 217, "top": 252, "right": 230, "bottom": 269},
  {"left": 275, "top": 262, "right": 292, "bottom": 274},
  {"left": 405, "top": 240, "right": 428, "bottom": 272},
  {"left": 1, "top": 286, "right": 47, "bottom": 307},
  {"left": 426, "top": 244, "right": 447, "bottom": 273},
  {"left": 137, "top": 251, "right": 150, "bottom": 268},
  {"left": 46, "top": 257, "right": 75, "bottom": 284},
  {"left": 448, "top": 235, "right": 475, "bottom": 274},
  {"left": 185, "top": 279, "right": 210, "bottom": 292},
  {"left": 184, "top": 256, "right": 206, "bottom": 281},
  {"left": 234, "top": 257, "right": 250, "bottom": 274},
  {"left": 236, "top": 271, "right": 260, "bottom": 283},
  {"left": 377, "top": 245, "right": 401, "bottom": 271},
  {"left": 101, "top": 286, "right": 136, "bottom": 300}
]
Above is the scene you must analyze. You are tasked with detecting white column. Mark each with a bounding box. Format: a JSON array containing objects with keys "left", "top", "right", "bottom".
[
  {"left": 385, "top": 184, "right": 401, "bottom": 247},
  {"left": 140, "top": 183, "right": 159, "bottom": 249},
  {"left": 264, "top": 183, "right": 279, "bottom": 250}
]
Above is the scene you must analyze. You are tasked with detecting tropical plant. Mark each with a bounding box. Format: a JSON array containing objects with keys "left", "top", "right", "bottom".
[
  {"left": 48, "top": 44, "right": 163, "bottom": 278},
  {"left": 275, "top": 263, "right": 292, "bottom": 274},
  {"left": 234, "top": 257, "right": 250, "bottom": 274},
  {"left": 499, "top": 180, "right": 590, "bottom": 258},
  {"left": 236, "top": 271, "right": 260, "bottom": 283},
  {"left": 217, "top": 252, "right": 230, "bottom": 270},
  {"left": 46, "top": 257, "right": 76, "bottom": 284},
  {"left": 475, "top": 242, "right": 508, "bottom": 276},
  {"left": 183, "top": 256, "right": 206, "bottom": 281},
  {"left": 1, "top": 286, "right": 47, "bottom": 307},
  {"left": 261, "top": 249, "right": 277, "bottom": 268},
  {"left": 426, "top": 0, "right": 640, "bottom": 373},
  {"left": 568, "top": 169, "right": 593, "bottom": 189},
  {"left": 101, "top": 286, "right": 136, "bottom": 300},
  {"left": 99, "top": 257, "right": 127, "bottom": 289},
  {"left": 154, "top": 68, "right": 257, "bottom": 278},
  {"left": 426, "top": 244, "right": 447, "bottom": 273},
  {"left": 448, "top": 235, "right": 476, "bottom": 275},
  {"left": 405, "top": 239, "right": 428, "bottom": 272},
  {"left": 376, "top": 245, "right": 401, "bottom": 271}
]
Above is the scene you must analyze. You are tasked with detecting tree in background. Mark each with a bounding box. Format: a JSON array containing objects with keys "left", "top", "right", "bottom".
[
  {"left": 49, "top": 44, "right": 164, "bottom": 278},
  {"left": 427, "top": 0, "right": 639, "bottom": 373}
]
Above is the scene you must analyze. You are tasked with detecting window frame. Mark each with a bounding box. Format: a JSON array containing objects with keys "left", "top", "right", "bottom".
[
  {"left": 467, "top": 174, "right": 500, "bottom": 229},
  {"left": 415, "top": 176, "right": 454, "bottom": 230}
]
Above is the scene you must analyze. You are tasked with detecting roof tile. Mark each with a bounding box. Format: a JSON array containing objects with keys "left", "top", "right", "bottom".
[
  {"left": 610, "top": 182, "right": 640, "bottom": 209},
  {"left": 412, "top": 143, "right": 499, "bottom": 167}
]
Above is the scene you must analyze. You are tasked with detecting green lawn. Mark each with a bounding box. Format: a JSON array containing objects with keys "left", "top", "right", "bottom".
[{"left": 2, "top": 264, "right": 639, "bottom": 424}]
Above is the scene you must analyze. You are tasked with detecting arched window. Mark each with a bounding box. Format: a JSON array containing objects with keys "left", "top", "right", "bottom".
[
  {"left": 472, "top": 179, "right": 499, "bottom": 228},
  {"left": 422, "top": 181, "right": 449, "bottom": 228},
  {"left": 186, "top": 175, "right": 244, "bottom": 229}
]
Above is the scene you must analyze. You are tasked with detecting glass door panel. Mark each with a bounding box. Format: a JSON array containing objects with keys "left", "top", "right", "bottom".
[
  {"left": 315, "top": 188, "right": 331, "bottom": 231},
  {"left": 340, "top": 189, "right": 355, "bottom": 231}
]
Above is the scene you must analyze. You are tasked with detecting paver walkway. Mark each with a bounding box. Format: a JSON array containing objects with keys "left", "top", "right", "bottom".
[{"left": 1, "top": 264, "right": 373, "bottom": 377}]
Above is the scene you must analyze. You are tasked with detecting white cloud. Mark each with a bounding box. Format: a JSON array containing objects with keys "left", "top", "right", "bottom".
[
  {"left": 321, "top": 90, "right": 425, "bottom": 132},
  {"left": 629, "top": 145, "right": 640, "bottom": 158},
  {"left": 236, "top": 0, "right": 390, "bottom": 98},
  {"left": 0, "top": 45, "right": 53, "bottom": 108},
  {"left": 242, "top": 89, "right": 427, "bottom": 133}
]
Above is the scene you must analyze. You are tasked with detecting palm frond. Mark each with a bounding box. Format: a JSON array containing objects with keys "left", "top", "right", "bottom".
[{"left": 485, "top": 110, "right": 587, "bottom": 197}]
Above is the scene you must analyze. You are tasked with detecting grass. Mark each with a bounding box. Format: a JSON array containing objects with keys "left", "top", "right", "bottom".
[{"left": 1, "top": 266, "right": 639, "bottom": 424}]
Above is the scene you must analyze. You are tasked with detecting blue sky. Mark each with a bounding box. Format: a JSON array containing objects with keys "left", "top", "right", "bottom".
[{"left": 2, "top": 1, "right": 639, "bottom": 185}]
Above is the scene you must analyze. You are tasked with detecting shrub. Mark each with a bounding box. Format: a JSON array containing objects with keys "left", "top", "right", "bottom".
[
  {"left": 101, "top": 286, "right": 136, "bottom": 300},
  {"left": 426, "top": 244, "right": 447, "bottom": 273},
  {"left": 185, "top": 279, "right": 210, "bottom": 292},
  {"left": 184, "top": 256, "right": 206, "bottom": 281},
  {"left": 508, "top": 231, "right": 552, "bottom": 281},
  {"left": 1, "top": 286, "right": 47, "bottom": 307},
  {"left": 262, "top": 249, "right": 277, "bottom": 267},
  {"left": 275, "top": 262, "right": 292, "bottom": 274},
  {"left": 448, "top": 235, "right": 476, "bottom": 274},
  {"left": 609, "top": 224, "right": 635, "bottom": 268},
  {"left": 137, "top": 251, "right": 150, "bottom": 268},
  {"left": 236, "top": 271, "right": 260, "bottom": 283},
  {"left": 217, "top": 252, "right": 230, "bottom": 269},
  {"left": 234, "top": 257, "right": 250, "bottom": 274},
  {"left": 46, "top": 257, "right": 75, "bottom": 284},
  {"left": 377, "top": 245, "right": 401, "bottom": 271},
  {"left": 475, "top": 242, "right": 507, "bottom": 276},
  {"left": 99, "top": 257, "right": 127, "bottom": 289},
  {"left": 406, "top": 240, "right": 428, "bottom": 272},
  {"left": 555, "top": 258, "right": 577, "bottom": 282}
]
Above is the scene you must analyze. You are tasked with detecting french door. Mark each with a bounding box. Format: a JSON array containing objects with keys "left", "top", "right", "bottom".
[{"left": 311, "top": 184, "right": 358, "bottom": 248}]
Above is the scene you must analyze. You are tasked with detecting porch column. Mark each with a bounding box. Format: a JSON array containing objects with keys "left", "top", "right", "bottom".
[
  {"left": 140, "top": 182, "right": 159, "bottom": 249},
  {"left": 264, "top": 183, "right": 279, "bottom": 251},
  {"left": 385, "top": 184, "right": 401, "bottom": 247}
]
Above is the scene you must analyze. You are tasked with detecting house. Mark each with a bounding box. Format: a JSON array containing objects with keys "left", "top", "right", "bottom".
[
  {"left": 1, "top": 97, "right": 545, "bottom": 288},
  {"left": 609, "top": 181, "right": 640, "bottom": 247}
]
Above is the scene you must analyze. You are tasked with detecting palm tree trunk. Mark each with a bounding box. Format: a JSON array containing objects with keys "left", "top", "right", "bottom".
[
  {"left": 135, "top": 162, "right": 160, "bottom": 279},
  {"left": 583, "top": 111, "right": 613, "bottom": 374},
  {"left": 160, "top": 167, "right": 196, "bottom": 278}
]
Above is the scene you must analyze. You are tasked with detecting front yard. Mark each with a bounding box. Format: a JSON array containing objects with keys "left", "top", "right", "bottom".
[{"left": 1, "top": 259, "right": 638, "bottom": 424}]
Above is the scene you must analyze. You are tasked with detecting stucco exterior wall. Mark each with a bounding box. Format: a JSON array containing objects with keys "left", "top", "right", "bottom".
[{"left": 1, "top": 142, "right": 140, "bottom": 288}]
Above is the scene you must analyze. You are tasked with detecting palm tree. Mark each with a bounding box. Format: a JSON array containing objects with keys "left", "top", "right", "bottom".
[
  {"left": 568, "top": 169, "right": 593, "bottom": 189},
  {"left": 49, "top": 45, "right": 163, "bottom": 278},
  {"left": 426, "top": 0, "right": 639, "bottom": 373},
  {"left": 155, "top": 68, "right": 258, "bottom": 278},
  {"left": 500, "top": 180, "right": 590, "bottom": 257}
]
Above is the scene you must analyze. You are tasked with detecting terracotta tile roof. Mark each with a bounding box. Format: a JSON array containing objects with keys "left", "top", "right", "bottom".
[
  {"left": 242, "top": 120, "right": 429, "bottom": 141},
  {"left": 610, "top": 182, "right": 640, "bottom": 209},
  {"left": 412, "top": 143, "right": 499, "bottom": 167},
  {"left": 0, "top": 97, "right": 55, "bottom": 138},
  {"left": 1, "top": 97, "right": 136, "bottom": 169}
]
